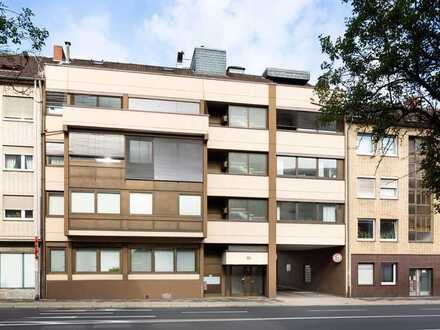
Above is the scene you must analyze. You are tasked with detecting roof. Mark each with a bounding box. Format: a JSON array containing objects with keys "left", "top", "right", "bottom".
[{"left": 0, "top": 54, "right": 49, "bottom": 82}]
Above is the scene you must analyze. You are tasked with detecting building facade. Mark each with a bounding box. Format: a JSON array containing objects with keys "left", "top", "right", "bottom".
[
  {"left": 347, "top": 126, "right": 440, "bottom": 297},
  {"left": 41, "top": 46, "right": 346, "bottom": 299},
  {"left": 0, "top": 56, "right": 43, "bottom": 299}
]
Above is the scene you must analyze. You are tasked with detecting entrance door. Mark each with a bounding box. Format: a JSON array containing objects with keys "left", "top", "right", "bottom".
[
  {"left": 230, "top": 266, "right": 265, "bottom": 296},
  {"left": 409, "top": 269, "right": 432, "bottom": 296}
]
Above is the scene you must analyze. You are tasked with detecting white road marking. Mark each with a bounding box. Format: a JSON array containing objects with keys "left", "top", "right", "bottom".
[
  {"left": 421, "top": 308, "right": 440, "bottom": 311},
  {"left": 181, "top": 310, "right": 248, "bottom": 314},
  {"left": 0, "top": 313, "right": 439, "bottom": 326},
  {"left": 26, "top": 315, "right": 156, "bottom": 319},
  {"left": 39, "top": 312, "right": 114, "bottom": 315},
  {"left": 42, "top": 308, "right": 152, "bottom": 312},
  {"left": 308, "top": 309, "right": 367, "bottom": 312}
]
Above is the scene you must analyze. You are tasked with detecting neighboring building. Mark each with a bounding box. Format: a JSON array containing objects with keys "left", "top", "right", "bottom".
[
  {"left": 347, "top": 126, "right": 440, "bottom": 297},
  {"left": 0, "top": 55, "right": 43, "bottom": 299},
  {"left": 41, "top": 45, "right": 346, "bottom": 299}
]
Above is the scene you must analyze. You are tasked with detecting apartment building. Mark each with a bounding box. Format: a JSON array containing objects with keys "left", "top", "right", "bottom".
[
  {"left": 0, "top": 55, "right": 43, "bottom": 299},
  {"left": 347, "top": 127, "right": 440, "bottom": 297},
  {"left": 41, "top": 45, "right": 346, "bottom": 299}
]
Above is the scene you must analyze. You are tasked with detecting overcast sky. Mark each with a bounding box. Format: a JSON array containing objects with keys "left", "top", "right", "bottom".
[{"left": 13, "top": 0, "right": 352, "bottom": 82}]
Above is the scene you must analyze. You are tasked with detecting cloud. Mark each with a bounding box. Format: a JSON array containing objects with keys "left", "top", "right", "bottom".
[
  {"left": 138, "top": 0, "right": 350, "bottom": 82},
  {"left": 47, "top": 13, "right": 130, "bottom": 62}
]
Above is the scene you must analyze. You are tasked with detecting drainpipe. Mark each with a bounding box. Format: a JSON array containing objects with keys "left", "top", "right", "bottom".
[
  {"left": 345, "top": 122, "right": 351, "bottom": 297},
  {"left": 33, "top": 79, "right": 40, "bottom": 300}
]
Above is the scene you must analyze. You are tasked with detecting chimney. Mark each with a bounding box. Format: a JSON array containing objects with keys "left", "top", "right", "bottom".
[
  {"left": 53, "top": 45, "right": 65, "bottom": 62},
  {"left": 190, "top": 47, "right": 226, "bottom": 75},
  {"left": 176, "top": 51, "right": 184, "bottom": 68},
  {"left": 64, "top": 41, "right": 71, "bottom": 63}
]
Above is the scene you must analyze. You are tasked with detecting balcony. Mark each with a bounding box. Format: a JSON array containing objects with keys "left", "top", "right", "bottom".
[
  {"left": 277, "top": 131, "right": 345, "bottom": 157},
  {"left": 208, "top": 127, "right": 268, "bottom": 152},
  {"left": 63, "top": 106, "right": 209, "bottom": 136},
  {"left": 277, "top": 177, "right": 345, "bottom": 202},
  {"left": 277, "top": 223, "right": 345, "bottom": 246},
  {"left": 208, "top": 174, "right": 268, "bottom": 198},
  {"left": 205, "top": 221, "right": 268, "bottom": 244}
]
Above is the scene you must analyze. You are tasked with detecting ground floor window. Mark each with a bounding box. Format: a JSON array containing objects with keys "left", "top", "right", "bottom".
[
  {"left": 381, "top": 263, "right": 397, "bottom": 285},
  {"left": 130, "top": 248, "right": 196, "bottom": 273},
  {"left": 0, "top": 253, "right": 35, "bottom": 288},
  {"left": 357, "top": 263, "right": 374, "bottom": 285},
  {"left": 75, "top": 249, "right": 121, "bottom": 273}
]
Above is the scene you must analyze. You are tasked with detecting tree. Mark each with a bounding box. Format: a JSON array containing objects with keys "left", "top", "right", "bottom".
[
  {"left": 315, "top": 0, "right": 440, "bottom": 210},
  {"left": 0, "top": 1, "right": 48, "bottom": 54}
]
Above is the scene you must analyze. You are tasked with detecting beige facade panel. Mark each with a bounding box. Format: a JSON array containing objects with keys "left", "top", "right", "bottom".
[
  {"left": 46, "top": 65, "right": 205, "bottom": 101},
  {"left": 68, "top": 230, "right": 204, "bottom": 238},
  {"left": 2, "top": 172, "right": 34, "bottom": 195},
  {"left": 277, "top": 131, "right": 345, "bottom": 157},
  {"left": 207, "top": 127, "right": 269, "bottom": 152},
  {"left": 204, "top": 221, "right": 269, "bottom": 244},
  {"left": 72, "top": 274, "right": 123, "bottom": 281},
  {"left": 222, "top": 251, "right": 268, "bottom": 265},
  {"left": 45, "top": 217, "right": 66, "bottom": 241},
  {"left": 277, "top": 177, "right": 345, "bottom": 202},
  {"left": 45, "top": 116, "right": 64, "bottom": 136},
  {"left": 0, "top": 221, "right": 34, "bottom": 239},
  {"left": 276, "top": 85, "right": 320, "bottom": 110},
  {"left": 128, "top": 274, "right": 200, "bottom": 280},
  {"left": 277, "top": 223, "right": 345, "bottom": 246},
  {"left": 203, "top": 79, "right": 268, "bottom": 105},
  {"left": 46, "top": 274, "right": 69, "bottom": 281},
  {"left": 1, "top": 121, "right": 35, "bottom": 146},
  {"left": 207, "top": 174, "right": 269, "bottom": 198},
  {"left": 45, "top": 167, "right": 64, "bottom": 191},
  {"left": 63, "top": 107, "right": 209, "bottom": 136}
]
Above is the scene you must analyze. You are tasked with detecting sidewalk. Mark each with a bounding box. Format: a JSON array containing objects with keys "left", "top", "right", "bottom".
[{"left": 1, "top": 292, "right": 440, "bottom": 309}]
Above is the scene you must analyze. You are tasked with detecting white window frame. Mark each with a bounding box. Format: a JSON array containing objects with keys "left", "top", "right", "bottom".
[
  {"left": 358, "top": 263, "right": 374, "bottom": 285},
  {"left": 357, "top": 133, "right": 374, "bottom": 155},
  {"left": 357, "top": 218, "right": 375, "bottom": 241},
  {"left": 129, "top": 192, "right": 153, "bottom": 215},
  {"left": 179, "top": 195, "right": 201, "bottom": 216},
  {"left": 3, "top": 209, "right": 33, "bottom": 221},
  {"left": 381, "top": 263, "right": 397, "bottom": 286},
  {"left": 380, "top": 219, "right": 398, "bottom": 242},
  {"left": 381, "top": 136, "right": 398, "bottom": 157},
  {"left": 4, "top": 154, "right": 33, "bottom": 171},
  {"left": 357, "top": 176, "right": 376, "bottom": 199},
  {"left": 380, "top": 177, "right": 398, "bottom": 200}
]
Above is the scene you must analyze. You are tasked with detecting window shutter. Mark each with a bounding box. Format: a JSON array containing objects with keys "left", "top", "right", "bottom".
[
  {"left": 3, "top": 96, "right": 33, "bottom": 119},
  {"left": 69, "top": 132, "right": 124, "bottom": 158}
]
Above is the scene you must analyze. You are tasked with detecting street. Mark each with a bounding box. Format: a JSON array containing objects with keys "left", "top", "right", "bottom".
[{"left": 1, "top": 304, "right": 440, "bottom": 329}]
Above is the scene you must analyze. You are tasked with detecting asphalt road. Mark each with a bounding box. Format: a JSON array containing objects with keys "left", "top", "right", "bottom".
[{"left": 1, "top": 304, "right": 440, "bottom": 329}]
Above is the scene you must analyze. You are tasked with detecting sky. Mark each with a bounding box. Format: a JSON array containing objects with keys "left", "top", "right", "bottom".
[{"left": 11, "top": 0, "right": 352, "bottom": 83}]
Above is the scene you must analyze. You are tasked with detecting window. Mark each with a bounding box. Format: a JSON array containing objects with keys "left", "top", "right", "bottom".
[
  {"left": 2, "top": 195, "right": 33, "bottom": 220},
  {"left": 0, "top": 253, "right": 34, "bottom": 288},
  {"left": 179, "top": 195, "right": 201, "bottom": 216},
  {"left": 380, "top": 178, "right": 398, "bottom": 199},
  {"left": 2, "top": 96, "right": 33, "bottom": 120},
  {"left": 358, "top": 219, "right": 374, "bottom": 240},
  {"left": 297, "top": 158, "right": 317, "bottom": 177},
  {"left": 154, "top": 250, "right": 174, "bottom": 272},
  {"left": 129, "top": 193, "right": 152, "bottom": 215},
  {"left": 4, "top": 154, "right": 33, "bottom": 170},
  {"left": 297, "top": 202, "right": 316, "bottom": 220},
  {"left": 129, "top": 98, "right": 199, "bottom": 114},
  {"left": 357, "top": 133, "right": 374, "bottom": 155},
  {"left": 72, "top": 94, "right": 121, "bottom": 109},
  {"left": 381, "top": 136, "right": 397, "bottom": 156},
  {"left": 176, "top": 250, "right": 196, "bottom": 272},
  {"left": 229, "top": 106, "right": 267, "bottom": 129},
  {"left": 100, "top": 249, "right": 120, "bottom": 272},
  {"left": 381, "top": 263, "right": 397, "bottom": 285},
  {"left": 357, "top": 177, "right": 375, "bottom": 198},
  {"left": 276, "top": 109, "right": 342, "bottom": 133},
  {"left": 50, "top": 250, "right": 65, "bottom": 272},
  {"left": 277, "top": 202, "right": 296, "bottom": 221},
  {"left": 319, "top": 204, "right": 337, "bottom": 223},
  {"left": 358, "top": 264, "right": 374, "bottom": 285},
  {"left": 229, "top": 152, "right": 267, "bottom": 176},
  {"left": 277, "top": 156, "right": 296, "bottom": 176},
  {"left": 228, "top": 199, "right": 267, "bottom": 221},
  {"left": 46, "top": 91, "right": 66, "bottom": 115},
  {"left": 318, "top": 159, "right": 337, "bottom": 178},
  {"left": 46, "top": 142, "right": 64, "bottom": 166},
  {"left": 4, "top": 209, "right": 33, "bottom": 220},
  {"left": 69, "top": 132, "right": 124, "bottom": 160},
  {"left": 48, "top": 192, "right": 64, "bottom": 216},
  {"left": 71, "top": 192, "right": 95, "bottom": 213},
  {"left": 76, "top": 249, "right": 97, "bottom": 272},
  {"left": 97, "top": 193, "right": 120, "bottom": 214},
  {"left": 131, "top": 249, "right": 152, "bottom": 272},
  {"left": 380, "top": 219, "right": 397, "bottom": 240},
  {"left": 126, "top": 137, "right": 153, "bottom": 180}
]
